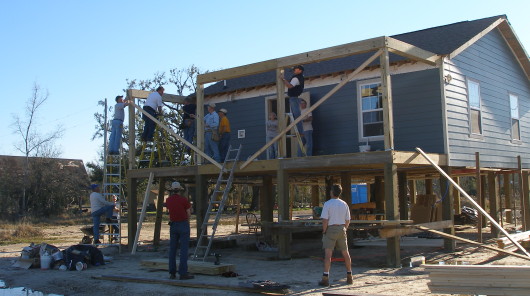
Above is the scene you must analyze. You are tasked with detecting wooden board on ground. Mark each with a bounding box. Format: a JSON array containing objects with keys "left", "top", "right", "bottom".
[
  {"left": 423, "top": 264, "right": 530, "bottom": 296},
  {"left": 378, "top": 220, "right": 453, "bottom": 238},
  {"left": 141, "top": 258, "right": 235, "bottom": 275},
  {"left": 496, "top": 230, "right": 530, "bottom": 249}
]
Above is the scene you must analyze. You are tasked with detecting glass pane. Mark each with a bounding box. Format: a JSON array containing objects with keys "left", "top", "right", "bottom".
[
  {"left": 510, "top": 94, "right": 519, "bottom": 119},
  {"left": 363, "top": 111, "right": 383, "bottom": 124},
  {"left": 471, "top": 109, "right": 481, "bottom": 134},
  {"left": 512, "top": 119, "right": 520, "bottom": 140},
  {"left": 468, "top": 80, "right": 480, "bottom": 108},
  {"left": 364, "top": 123, "right": 384, "bottom": 137}
]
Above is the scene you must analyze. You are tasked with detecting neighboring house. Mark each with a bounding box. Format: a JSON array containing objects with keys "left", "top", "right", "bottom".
[{"left": 201, "top": 15, "right": 529, "bottom": 168}]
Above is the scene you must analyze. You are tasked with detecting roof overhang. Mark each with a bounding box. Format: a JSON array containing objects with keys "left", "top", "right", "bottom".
[{"left": 198, "top": 36, "right": 439, "bottom": 84}]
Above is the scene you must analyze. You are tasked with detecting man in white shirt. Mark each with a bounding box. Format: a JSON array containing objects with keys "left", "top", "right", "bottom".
[
  {"left": 319, "top": 184, "right": 352, "bottom": 286},
  {"left": 141, "top": 86, "right": 164, "bottom": 142},
  {"left": 89, "top": 184, "right": 115, "bottom": 244}
]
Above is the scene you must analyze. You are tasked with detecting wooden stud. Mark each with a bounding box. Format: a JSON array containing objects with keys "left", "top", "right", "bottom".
[
  {"left": 440, "top": 167, "right": 455, "bottom": 251},
  {"left": 374, "top": 176, "right": 384, "bottom": 215},
  {"left": 408, "top": 180, "right": 417, "bottom": 205},
  {"left": 153, "top": 177, "right": 167, "bottom": 246},
  {"left": 196, "top": 84, "right": 205, "bottom": 165},
  {"left": 384, "top": 163, "right": 400, "bottom": 267},
  {"left": 311, "top": 185, "right": 320, "bottom": 208},
  {"left": 341, "top": 172, "right": 352, "bottom": 208},
  {"left": 127, "top": 177, "right": 138, "bottom": 250},
  {"left": 488, "top": 172, "right": 500, "bottom": 237},
  {"left": 452, "top": 177, "right": 461, "bottom": 215},
  {"left": 398, "top": 172, "right": 408, "bottom": 220},
  {"left": 276, "top": 68, "right": 287, "bottom": 158},
  {"left": 277, "top": 167, "right": 291, "bottom": 259},
  {"left": 195, "top": 174, "right": 208, "bottom": 240},
  {"left": 260, "top": 176, "right": 274, "bottom": 241},
  {"left": 504, "top": 173, "right": 513, "bottom": 223},
  {"left": 126, "top": 89, "right": 136, "bottom": 170},
  {"left": 425, "top": 179, "right": 434, "bottom": 195},
  {"left": 523, "top": 171, "right": 530, "bottom": 231},
  {"left": 380, "top": 47, "right": 394, "bottom": 150}
]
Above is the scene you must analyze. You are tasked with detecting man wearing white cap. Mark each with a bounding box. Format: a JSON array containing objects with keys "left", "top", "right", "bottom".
[
  {"left": 166, "top": 181, "right": 194, "bottom": 280},
  {"left": 204, "top": 103, "right": 221, "bottom": 163},
  {"left": 218, "top": 108, "right": 231, "bottom": 161}
]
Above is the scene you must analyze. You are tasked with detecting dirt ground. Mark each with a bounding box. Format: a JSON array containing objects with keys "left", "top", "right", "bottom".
[{"left": 1, "top": 214, "right": 529, "bottom": 296}]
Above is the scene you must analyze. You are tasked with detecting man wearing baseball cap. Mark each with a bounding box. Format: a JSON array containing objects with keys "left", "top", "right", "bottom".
[
  {"left": 166, "top": 181, "right": 194, "bottom": 280},
  {"left": 89, "top": 184, "right": 115, "bottom": 244},
  {"left": 217, "top": 108, "right": 231, "bottom": 161},
  {"left": 281, "top": 65, "right": 305, "bottom": 134}
]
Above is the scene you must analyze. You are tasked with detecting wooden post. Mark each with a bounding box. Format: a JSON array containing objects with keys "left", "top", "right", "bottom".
[
  {"left": 374, "top": 176, "right": 384, "bottom": 216},
  {"left": 425, "top": 179, "right": 434, "bottom": 195},
  {"left": 311, "top": 185, "right": 320, "bottom": 207},
  {"left": 408, "top": 180, "right": 416, "bottom": 205},
  {"left": 481, "top": 175, "right": 487, "bottom": 225},
  {"left": 380, "top": 47, "right": 394, "bottom": 150},
  {"left": 196, "top": 84, "right": 205, "bottom": 164},
  {"left": 127, "top": 177, "right": 138, "bottom": 250},
  {"left": 276, "top": 68, "right": 287, "bottom": 158},
  {"left": 488, "top": 172, "right": 500, "bottom": 238},
  {"left": 289, "top": 185, "right": 294, "bottom": 220},
  {"left": 440, "top": 167, "right": 455, "bottom": 251},
  {"left": 126, "top": 89, "right": 136, "bottom": 170},
  {"left": 476, "top": 152, "right": 483, "bottom": 242},
  {"left": 384, "top": 163, "right": 400, "bottom": 267},
  {"left": 153, "top": 177, "right": 167, "bottom": 246},
  {"left": 341, "top": 172, "right": 352, "bottom": 208},
  {"left": 195, "top": 174, "right": 208, "bottom": 239},
  {"left": 277, "top": 166, "right": 291, "bottom": 259},
  {"left": 398, "top": 172, "right": 408, "bottom": 220},
  {"left": 523, "top": 171, "right": 530, "bottom": 231},
  {"left": 518, "top": 156, "right": 529, "bottom": 230},
  {"left": 235, "top": 186, "right": 243, "bottom": 234},
  {"left": 504, "top": 173, "right": 513, "bottom": 223},
  {"left": 260, "top": 176, "right": 274, "bottom": 240},
  {"left": 452, "top": 177, "right": 461, "bottom": 215}
]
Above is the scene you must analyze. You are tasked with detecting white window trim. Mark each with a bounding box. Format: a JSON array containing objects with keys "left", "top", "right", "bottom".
[
  {"left": 357, "top": 78, "right": 384, "bottom": 142},
  {"left": 509, "top": 92, "right": 521, "bottom": 142},
  {"left": 466, "top": 78, "right": 483, "bottom": 136}
]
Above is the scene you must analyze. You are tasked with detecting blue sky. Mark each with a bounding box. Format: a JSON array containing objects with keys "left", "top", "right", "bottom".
[{"left": 0, "top": 0, "right": 528, "bottom": 165}]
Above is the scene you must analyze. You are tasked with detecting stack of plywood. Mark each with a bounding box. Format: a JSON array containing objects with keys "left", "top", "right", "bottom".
[
  {"left": 424, "top": 264, "right": 530, "bottom": 296},
  {"left": 496, "top": 231, "right": 530, "bottom": 251}
]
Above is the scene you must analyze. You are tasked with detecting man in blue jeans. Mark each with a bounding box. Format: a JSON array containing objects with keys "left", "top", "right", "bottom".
[
  {"left": 89, "top": 184, "right": 115, "bottom": 244},
  {"left": 281, "top": 65, "right": 305, "bottom": 134},
  {"left": 166, "top": 181, "right": 194, "bottom": 280},
  {"left": 108, "top": 95, "right": 129, "bottom": 154}
]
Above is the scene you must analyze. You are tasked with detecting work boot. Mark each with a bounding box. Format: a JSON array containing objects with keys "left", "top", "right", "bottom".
[
  {"left": 318, "top": 275, "right": 329, "bottom": 286},
  {"left": 169, "top": 273, "right": 176, "bottom": 280},
  {"left": 347, "top": 273, "right": 353, "bottom": 284}
]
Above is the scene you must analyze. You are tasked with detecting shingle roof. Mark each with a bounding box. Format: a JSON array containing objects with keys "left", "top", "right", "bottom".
[{"left": 205, "top": 15, "right": 506, "bottom": 96}]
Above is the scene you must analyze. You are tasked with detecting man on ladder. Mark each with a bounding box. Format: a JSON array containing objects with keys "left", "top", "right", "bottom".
[
  {"left": 108, "top": 95, "right": 129, "bottom": 155},
  {"left": 141, "top": 86, "right": 164, "bottom": 142}
]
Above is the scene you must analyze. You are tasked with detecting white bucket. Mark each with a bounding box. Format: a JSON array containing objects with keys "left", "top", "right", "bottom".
[
  {"left": 359, "top": 145, "right": 371, "bottom": 152},
  {"left": 40, "top": 253, "right": 52, "bottom": 270}
]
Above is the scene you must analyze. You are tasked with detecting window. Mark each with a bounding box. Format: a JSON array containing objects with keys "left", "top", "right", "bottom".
[
  {"left": 510, "top": 94, "right": 520, "bottom": 141},
  {"left": 467, "top": 79, "right": 482, "bottom": 135},
  {"left": 358, "top": 81, "right": 383, "bottom": 140}
]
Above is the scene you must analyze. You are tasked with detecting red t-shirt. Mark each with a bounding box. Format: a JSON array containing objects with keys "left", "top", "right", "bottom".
[{"left": 166, "top": 194, "right": 191, "bottom": 222}]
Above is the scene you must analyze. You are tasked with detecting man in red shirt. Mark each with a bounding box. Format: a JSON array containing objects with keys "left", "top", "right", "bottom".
[{"left": 166, "top": 181, "right": 194, "bottom": 280}]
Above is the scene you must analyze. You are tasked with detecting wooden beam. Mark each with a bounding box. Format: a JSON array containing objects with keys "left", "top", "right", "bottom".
[
  {"left": 392, "top": 151, "right": 448, "bottom": 166},
  {"left": 379, "top": 220, "right": 453, "bottom": 238},
  {"left": 341, "top": 172, "right": 352, "bottom": 208},
  {"left": 452, "top": 176, "right": 461, "bottom": 215},
  {"left": 276, "top": 68, "right": 287, "bottom": 158},
  {"left": 488, "top": 171, "right": 500, "bottom": 237},
  {"left": 126, "top": 89, "right": 136, "bottom": 170},
  {"left": 130, "top": 99, "right": 222, "bottom": 169},
  {"left": 504, "top": 173, "right": 513, "bottom": 223},
  {"left": 127, "top": 177, "right": 138, "bottom": 250},
  {"left": 385, "top": 37, "right": 438, "bottom": 66},
  {"left": 523, "top": 170, "right": 530, "bottom": 231},
  {"left": 195, "top": 174, "right": 208, "bottom": 239},
  {"left": 384, "top": 163, "right": 400, "bottom": 267},
  {"left": 277, "top": 166, "right": 291, "bottom": 259},
  {"left": 374, "top": 176, "right": 384, "bottom": 213},
  {"left": 380, "top": 47, "right": 394, "bottom": 150},
  {"left": 239, "top": 49, "right": 383, "bottom": 169},
  {"left": 153, "top": 177, "right": 166, "bottom": 246},
  {"left": 398, "top": 172, "right": 408, "bottom": 220},
  {"left": 440, "top": 166, "right": 455, "bottom": 251},
  {"left": 449, "top": 17, "right": 505, "bottom": 59},
  {"left": 196, "top": 84, "right": 205, "bottom": 164},
  {"left": 408, "top": 180, "right": 417, "bottom": 205},
  {"left": 198, "top": 37, "right": 386, "bottom": 84},
  {"left": 311, "top": 185, "right": 320, "bottom": 208},
  {"left": 416, "top": 147, "right": 530, "bottom": 257}
]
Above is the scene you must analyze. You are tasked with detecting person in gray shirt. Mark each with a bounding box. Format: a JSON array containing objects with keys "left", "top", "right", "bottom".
[{"left": 108, "top": 95, "right": 129, "bottom": 155}]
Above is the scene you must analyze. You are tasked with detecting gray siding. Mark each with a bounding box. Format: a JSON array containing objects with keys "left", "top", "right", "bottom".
[{"left": 445, "top": 28, "right": 530, "bottom": 168}]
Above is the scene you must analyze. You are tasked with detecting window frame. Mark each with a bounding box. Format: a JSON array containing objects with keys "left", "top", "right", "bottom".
[
  {"left": 357, "top": 79, "right": 384, "bottom": 142},
  {"left": 509, "top": 93, "right": 521, "bottom": 142},
  {"left": 466, "top": 78, "right": 483, "bottom": 136}
]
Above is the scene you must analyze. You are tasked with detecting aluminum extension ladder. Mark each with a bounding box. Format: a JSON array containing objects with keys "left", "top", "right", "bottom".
[
  {"left": 192, "top": 144, "right": 242, "bottom": 261},
  {"left": 100, "top": 151, "right": 124, "bottom": 251}
]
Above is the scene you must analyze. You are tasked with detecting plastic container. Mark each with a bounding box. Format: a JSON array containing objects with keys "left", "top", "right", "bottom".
[{"left": 40, "top": 253, "right": 52, "bottom": 270}]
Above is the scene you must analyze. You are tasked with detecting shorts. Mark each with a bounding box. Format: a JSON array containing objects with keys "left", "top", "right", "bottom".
[{"left": 322, "top": 225, "right": 347, "bottom": 251}]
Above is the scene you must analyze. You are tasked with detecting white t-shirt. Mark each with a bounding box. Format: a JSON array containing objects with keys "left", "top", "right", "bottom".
[
  {"left": 290, "top": 77, "right": 300, "bottom": 87},
  {"left": 301, "top": 109, "right": 313, "bottom": 131},
  {"left": 145, "top": 91, "right": 163, "bottom": 110},
  {"left": 90, "top": 192, "right": 114, "bottom": 213},
  {"left": 321, "top": 198, "right": 350, "bottom": 225}
]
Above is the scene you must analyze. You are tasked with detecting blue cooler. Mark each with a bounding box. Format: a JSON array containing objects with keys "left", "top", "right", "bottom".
[{"left": 351, "top": 184, "right": 368, "bottom": 204}]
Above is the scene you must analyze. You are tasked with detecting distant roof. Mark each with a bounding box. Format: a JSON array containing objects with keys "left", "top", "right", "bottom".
[{"left": 204, "top": 15, "right": 511, "bottom": 96}]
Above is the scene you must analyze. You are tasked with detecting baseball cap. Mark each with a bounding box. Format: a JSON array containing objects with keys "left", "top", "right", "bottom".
[
  {"left": 293, "top": 65, "right": 304, "bottom": 71},
  {"left": 171, "top": 181, "right": 183, "bottom": 190},
  {"left": 219, "top": 108, "right": 228, "bottom": 114},
  {"left": 90, "top": 184, "right": 99, "bottom": 190},
  {"left": 208, "top": 103, "right": 216, "bottom": 108}
]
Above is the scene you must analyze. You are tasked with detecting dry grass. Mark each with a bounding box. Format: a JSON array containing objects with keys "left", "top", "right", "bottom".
[{"left": 0, "top": 222, "right": 45, "bottom": 245}]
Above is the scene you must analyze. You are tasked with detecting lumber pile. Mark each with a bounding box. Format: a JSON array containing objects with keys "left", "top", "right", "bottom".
[
  {"left": 141, "top": 258, "right": 235, "bottom": 275},
  {"left": 496, "top": 231, "right": 530, "bottom": 251},
  {"left": 423, "top": 264, "right": 530, "bottom": 296}
]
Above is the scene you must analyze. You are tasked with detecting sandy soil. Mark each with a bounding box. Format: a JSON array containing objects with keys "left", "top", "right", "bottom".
[{"left": 1, "top": 216, "right": 529, "bottom": 296}]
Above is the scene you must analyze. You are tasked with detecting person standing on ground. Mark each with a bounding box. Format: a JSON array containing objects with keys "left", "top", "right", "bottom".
[
  {"left": 281, "top": 65, "right": 305, "bottom": 134},
  {"left": 204, "top": 103, "right": 221, "bottom": 163},
  {"left": 182, "top": 96, "right": 197, "bottom": 151},
  {"left": 218, "top": 108, "right": 231, "bottom": 161},
  {"left": 319, "top": 184, "right": 352, "bottom": 286},
  {"left": 141, "top": 86, "right": 164, "bottom": 142},
  {"left": 266, "top": 112, "right": 279, "bottom": 159},
  {"left": 298, "top": 99, "right": 313, "bottom": 157},
  {"left": 166, "top": 181, "right": 195, "bottom": 280},
  {"left": 89, "top": 184, "right": 115, "bottom": 245},
  {"left": 108, "top": 95, "right": 129, "bottom": 155}
]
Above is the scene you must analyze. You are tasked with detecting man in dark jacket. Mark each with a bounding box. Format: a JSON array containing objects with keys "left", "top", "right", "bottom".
[{"left": 281, "top": 65, "right": 305, "bottom": 134}]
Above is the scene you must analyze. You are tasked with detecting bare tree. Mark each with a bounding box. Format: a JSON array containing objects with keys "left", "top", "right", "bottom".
[{"left": 11, "top": 82, "right": 64, "bottom": 215}]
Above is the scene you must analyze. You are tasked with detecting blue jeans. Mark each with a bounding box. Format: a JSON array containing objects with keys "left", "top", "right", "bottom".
[
  {"left": 91, "top": 205, "right": 114, "bottom": 239},
  {"left": 108, "top": 119, "right": 123, "bottom": 154},
  {"left": 205, "top": 131, "right": 221, "bottom": 163},
  {"left": 219, "top": 133, "right": 231, "bottom": 161},
  {"left": 298, "top": 130, "right": 313, "bottom": 157},
  {"left": 141, "top": 106, "right": 157, "bottom": 141},
  {"left": 266, "top": 136, "right": 277, "bottom": 159},
  {"left": 183, "top": 119, "right": 195, "bottom": 148},
  {"left": 168, "top": 221, "right": 190, "bottom": 276},
  {"left": 289, "top": 97, "right": 303, "bottom": 134}
]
